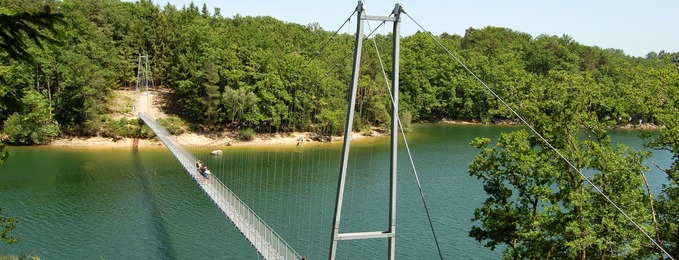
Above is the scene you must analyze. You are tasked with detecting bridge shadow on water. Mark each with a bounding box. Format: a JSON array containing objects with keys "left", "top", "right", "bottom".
[{"left": 130, "top": 148, "right": 178, "bottom": 259}]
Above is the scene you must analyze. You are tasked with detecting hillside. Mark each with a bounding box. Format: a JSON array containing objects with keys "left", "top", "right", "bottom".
[{"left": 1, "top": 0, "right": 678, "bottom": 146}]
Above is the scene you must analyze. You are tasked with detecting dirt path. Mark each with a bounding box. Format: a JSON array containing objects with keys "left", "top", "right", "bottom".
[{"left": 135, "top": 91, "right": 167, "bottom": 119}]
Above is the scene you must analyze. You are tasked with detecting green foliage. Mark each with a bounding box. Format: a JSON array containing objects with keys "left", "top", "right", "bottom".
[
  {"left": 3, "top": 89, "right": 59, "bottom": 145},
  {"left": 138, "top": 121, "right": 155, "bottom": 139},
  {"left": 2, "top": 0, "right": 677, "bottom": 139},
  {"left": 0, "top": 0, "right": 677, "bottom": 257},
  {"left": 221, "top": 87, "right": 260, "bottom": 127},
  {"left": 83, "top": 116, "right": 175, "bottom": 139},
  {"left": 643, "top": 99, "right": 679, "bottom": 258},
  {"left": 238, "top": 128, "right": 255, "bottom": 141},
  {"left": 0, "top": 4, "right": 63, "bottom": 63},
  {"left": 470, "top": 129, "right": 658, "bottom": 258},
  {"left": 0, "top": 130, "right": 13, "bottom": 247},
  {"left": 0, "top": 208, "right": 19, "bottom": 245},
  {"left": 468, "top": 86, "right": 662, "bottom": 258},
  {"left": 98, "top": 117, "right": 139, "bottom": 139},
  {"left": 0, "top": 143, "right": 7, "bottom": 164},
  {"left": 156, "top": 116, "right": 189, "bottom": 135},
  {"left": 399, "top": 110, "right": 413, "bottom": 132}
]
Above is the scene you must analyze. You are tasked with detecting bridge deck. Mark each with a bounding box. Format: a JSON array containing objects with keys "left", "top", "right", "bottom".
[{"left": 139, "top": 112, "right": 301, "bottom": 260}]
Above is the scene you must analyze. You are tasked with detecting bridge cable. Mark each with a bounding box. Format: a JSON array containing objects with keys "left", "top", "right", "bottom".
[
  {"left": 297, "top": 21, "right": 389, "bottom": 130},
  {"left": 365, "top": 19, "right": 445, "bottom": 260},
  {"left": 259, "top": 147, "right": 266, "bottom": 233},
  {"left": 288, "top": 143, "right": 296, "bottom": 242},
  {"left": 296, "top": 10, "right": 357, "bottom": 77},
  {"left": 404, "top": 12, "right": 674, "bottom": 260},
  {"left": 353, "top": 142, "right": 367, "bottom": 257},
  {"left": 290, "top": 10, "right": 356, "bottom": 131},
  {"left": 317, "top": 145, "right": 333, "bottom": 258},
  {"left": 296, "top": 147, "right": 305, "bottom": 245},
  {"left": 290, "top": 20, "right": 388, "bottom": 131},
  {"left": 315, "top": 21, "right": 387, "bottom": 85},
  {"left": 303, "top": 146, "right": 313, "bottom": 254}
]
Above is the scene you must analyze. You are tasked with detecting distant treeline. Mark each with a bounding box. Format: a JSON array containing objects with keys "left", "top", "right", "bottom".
[{"left": 1, "top": 0, "right": 678, "bottom": 144}]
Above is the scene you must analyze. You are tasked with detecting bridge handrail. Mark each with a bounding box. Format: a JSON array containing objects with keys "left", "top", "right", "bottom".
[
  {"left": 139, "top": 112, "right": 302, "bottom": 260},
  {"left": 206, "top": 162, "right": 302, "bottom": 260}
]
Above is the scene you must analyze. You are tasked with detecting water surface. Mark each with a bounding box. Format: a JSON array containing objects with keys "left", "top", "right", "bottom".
[{"left": 0, "top": 124, "right": 671, "bottom": 259}]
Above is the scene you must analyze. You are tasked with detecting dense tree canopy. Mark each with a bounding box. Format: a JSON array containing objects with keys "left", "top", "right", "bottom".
[{"left": 1, "top": 0, "right": 677, "bottom": 140}]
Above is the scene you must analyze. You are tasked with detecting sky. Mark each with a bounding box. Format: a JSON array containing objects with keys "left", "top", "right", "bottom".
[{"left": 151, "top": 0, "right": 678, "bottom": 58}]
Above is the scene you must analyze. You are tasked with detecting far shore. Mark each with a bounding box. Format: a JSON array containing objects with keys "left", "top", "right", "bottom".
[
  {"left": 21, "top": 120, "right": 660, "bottom": 149},
  {"left": 36, "top": 89, "right": 660, "bottom": 149},
  {"left": 45, "top": 131, "right": 381, "bottom": 148}
]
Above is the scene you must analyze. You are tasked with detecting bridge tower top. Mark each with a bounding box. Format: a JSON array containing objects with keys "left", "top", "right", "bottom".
[{"left": 133, "top": 54, "right": 153, "bottom": 115}]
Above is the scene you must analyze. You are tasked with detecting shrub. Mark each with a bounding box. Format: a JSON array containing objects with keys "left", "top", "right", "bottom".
[
  {"left": 138, "top": 121, "right": 156, "bottom": 139},
  {"left": 156, "top": 116, "right": 188, "bottom": 135},
  {"left": 99, "top": 117, "right": 141, "bottom": 139},
  {"left": 400, "top": 111, "right": 413, "bottom": 132},
  {"left": 3, "top": 90, "right": 60, "bottom": 145},
  {"left": 238, "top": 128, "right": 256, "bottom": 141},
  {"left": 4, "top": 112, "right": 59, "bottom": 145}
]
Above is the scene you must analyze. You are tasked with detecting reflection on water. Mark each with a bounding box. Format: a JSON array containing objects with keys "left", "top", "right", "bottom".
[{"left": 0, "top": 124, "right": 671, "bottom": 259}]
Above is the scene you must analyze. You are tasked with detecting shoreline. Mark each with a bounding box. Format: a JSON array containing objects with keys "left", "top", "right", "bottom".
[
  {"left": 32, "top": 121, "right": 660, "bottom": 149},
  {"left": 34, "top": 89, "right": 659, "bottom": 149},
  {"left": 438, "top": 118, "right": 659, "bottom": 129},
  {"left": 45, "top": 131, "right": 380, "bottom": 148}
]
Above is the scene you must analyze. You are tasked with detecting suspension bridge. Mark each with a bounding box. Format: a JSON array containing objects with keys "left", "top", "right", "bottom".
[
  {"left": 134, "top": 2, "right": 408, "bottom": 259},
  {"left": 136, "top": 45, "right": 302, "bottom": 260},
  {"left": 132, "top": 1, "right": 674, "bottom": 259},
  {"left": 138, "top": 112, "right": 302, "bottom": 260}
]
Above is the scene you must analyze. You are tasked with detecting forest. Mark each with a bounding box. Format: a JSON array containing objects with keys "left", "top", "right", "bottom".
[
  {"left": 1, "top": 0, "right": 679, "bottom": 259},
  {"left": 0, "top": 0, "right": 677, "bottom": 142}
]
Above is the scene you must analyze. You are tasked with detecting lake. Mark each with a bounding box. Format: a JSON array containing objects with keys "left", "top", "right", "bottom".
[{"left": 0, "top": 124, "right": 672, "bottom": 259}]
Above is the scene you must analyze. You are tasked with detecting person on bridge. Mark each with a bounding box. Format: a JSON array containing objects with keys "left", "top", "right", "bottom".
[
  {"left": 196, "top": 160, "right": 203, "bottom": 171},
  {"left": 196, "top": 160, "right": 211, "bottom": 179}
]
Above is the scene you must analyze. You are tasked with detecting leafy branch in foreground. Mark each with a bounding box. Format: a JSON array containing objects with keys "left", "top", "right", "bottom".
[
  {"left": 468, "top": 79, "right": 659, "bottom": 258},
  {"left": 0, "top": 5, "right": 63, "bottom": 63},
  {"left": 0, "top": 208, "right": 19, "bottom": 245},
  {"left": 0, "top": 144, "right": 17, "bottom": 245}
]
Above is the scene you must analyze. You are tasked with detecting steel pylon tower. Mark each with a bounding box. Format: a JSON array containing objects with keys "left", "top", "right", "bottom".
[
  {"left": 133, "top": 54, "right": 153, "bottom": 114},
  {"left": 329, "top": 1, "right": 404, "bottom": 259}
]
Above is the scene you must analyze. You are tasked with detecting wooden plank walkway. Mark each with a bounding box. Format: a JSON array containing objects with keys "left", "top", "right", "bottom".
[{"left": 139, "top": 112, "right": 302, "bottom": 260}]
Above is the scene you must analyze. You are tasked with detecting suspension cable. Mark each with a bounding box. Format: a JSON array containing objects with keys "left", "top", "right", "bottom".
[
  {"left": 296, "top": 10, "right": 357, "bottom": 76},
  {"left": 290, "top": 10, "right": 356, "bottom": 131},
  {"left": 315, "top": 21, "right": 388, "bottom": 85},
  {"left": 404, "top": 12, "right": 674, "bottom": 260},
  {"left": 365, "top": 20, "right": 444, "bottom": 260}
]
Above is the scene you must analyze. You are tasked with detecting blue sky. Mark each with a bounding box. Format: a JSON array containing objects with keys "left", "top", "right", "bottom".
[{"left": 151, "top": 0, "right": 678, "bottom": 58}]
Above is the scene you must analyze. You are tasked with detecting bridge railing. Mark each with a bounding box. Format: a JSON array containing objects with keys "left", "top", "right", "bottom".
[
  {"left": 139, "top": 113, "right": 301, "bottom": 260},
  {"left": 207, "top": 171, "right": 301, "bottom": 260}
]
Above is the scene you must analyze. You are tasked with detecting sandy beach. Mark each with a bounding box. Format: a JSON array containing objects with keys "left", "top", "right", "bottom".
[{"left": 47, "top": 131, "right": 378, "bottom": 148}]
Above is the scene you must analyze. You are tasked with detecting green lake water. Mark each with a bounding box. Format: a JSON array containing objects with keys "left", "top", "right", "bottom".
[{"left": 0, "top": 124, "right": 671, "bottom": 259}]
